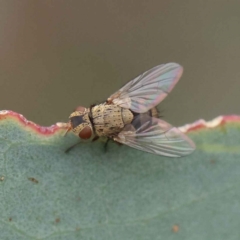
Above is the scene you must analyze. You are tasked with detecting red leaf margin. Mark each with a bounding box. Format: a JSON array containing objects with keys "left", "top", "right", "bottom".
[
  {"left": 0, "top": 110, "right": 240, "bottom": 136},
  {"left": 179, "top": 115, "right": 240, "bottom": 133},
  {"left": 0, "top": 110, "right": 68, "bottom": 136}
]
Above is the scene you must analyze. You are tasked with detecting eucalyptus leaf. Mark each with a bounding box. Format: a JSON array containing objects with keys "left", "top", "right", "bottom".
[{"left": 0, "top": 111, "right": 239, "bottom": 240}]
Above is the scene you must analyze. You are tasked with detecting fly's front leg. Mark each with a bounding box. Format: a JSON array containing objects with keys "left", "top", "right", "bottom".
[
  {"left": 92, "top": 136, "right": 99, "bottom": 142},
  {"left": 65, "top": 141, "right": 81, "bottom": 153},
  {"left": 65, "top": 136, "right": 99, "bottom": 153}
]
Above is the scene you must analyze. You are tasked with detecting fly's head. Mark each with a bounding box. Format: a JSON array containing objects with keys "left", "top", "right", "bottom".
[{"left": 67, "top": 106, "right": 93, "bottom": 140}]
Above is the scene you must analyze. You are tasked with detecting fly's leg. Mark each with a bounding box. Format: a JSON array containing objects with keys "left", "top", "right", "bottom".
[
  {"left": 66, "top": 137, "right": 122, "bottom": 154},
  {"left": 104, "top": 138, "right": 110, "bottom": 152},
  {"left": 89, "top": 104, "right": 96, "bottom": 111},
  {"left": 104, "top": 137, "right": 123, "bottom": 152},
  {"left": 92, "top": 136, "right": 99, "bottom": 142},
  {"left": 65, "top": 136, "right": 99, "bottom": 153},
  {"left": 65, "top": 141, "right": 81, "bottom": 153}
]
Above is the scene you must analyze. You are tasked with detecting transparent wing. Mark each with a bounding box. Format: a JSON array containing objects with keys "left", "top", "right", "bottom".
[
  {"left": 114, "top": 114, "right": 195, "bottom": 157},
  {"left": 108, "top": 63, "right": 183, "bottom": 113}
]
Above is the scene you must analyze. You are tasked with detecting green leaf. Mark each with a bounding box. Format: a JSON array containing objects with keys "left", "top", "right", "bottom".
[{"left": 0, "top": 111, "right": 240, "bottom": 240}]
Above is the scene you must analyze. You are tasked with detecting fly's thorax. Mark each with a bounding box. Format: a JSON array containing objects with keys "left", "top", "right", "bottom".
[
  {"left": 69, "top": 108, "right": 93, "bottom": 139},
  {"left": 91, "top": 104, "right": 133, "bottom": 137}
]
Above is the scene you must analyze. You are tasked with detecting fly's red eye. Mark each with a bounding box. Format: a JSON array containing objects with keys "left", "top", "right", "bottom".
[
  {"left": 79, "top": 126, "right": 92, "bottom": 139},
  {"left": 75, "top": 106, "right": 85, "bottom": 112}
]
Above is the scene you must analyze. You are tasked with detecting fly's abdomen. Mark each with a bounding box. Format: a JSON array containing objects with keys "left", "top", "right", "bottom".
[{"left": 92, "top": 104, "right": 133, "bottom": 137}]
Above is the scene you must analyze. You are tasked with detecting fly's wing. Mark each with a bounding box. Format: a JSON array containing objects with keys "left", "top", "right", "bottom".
[
  {"left": 108, "top": 63, "right": 183, "bottom": 113},
  {"left": 114, "top": 114, "right": 195, "bottom": 157}
]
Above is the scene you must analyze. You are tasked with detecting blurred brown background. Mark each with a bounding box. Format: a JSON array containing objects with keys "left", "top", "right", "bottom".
[{"left": 0, "top": 0, "right": 239, "bottom": 126}]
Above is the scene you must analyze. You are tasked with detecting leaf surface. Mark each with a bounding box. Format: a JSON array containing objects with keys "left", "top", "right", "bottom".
[{"left": 0, "top": 111, "right": 240, "bottom": 240}]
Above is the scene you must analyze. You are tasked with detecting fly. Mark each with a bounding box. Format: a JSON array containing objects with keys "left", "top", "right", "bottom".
[{"left": 65, "top": 63, "right": 195, "bottom": 157}]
